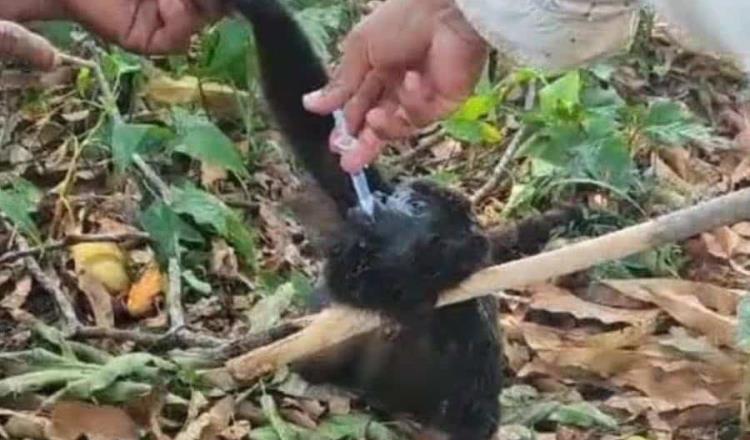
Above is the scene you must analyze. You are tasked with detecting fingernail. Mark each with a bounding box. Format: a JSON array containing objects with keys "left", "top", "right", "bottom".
[
  {"left": 302, "top": 90, "right": 322, "bottom": 108},
  {"left": 341, "top": 154, "right": 363, "bottom": 173},
  {"left": 404, "top": 71, "right": 420, "bottom": 92}
]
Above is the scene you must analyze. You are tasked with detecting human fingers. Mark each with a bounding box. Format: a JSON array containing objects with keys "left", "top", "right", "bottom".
[
  {"left": 150, "top": 0, "right": 203, "bottom": 53},
  {"left": 395, "top": 70, "right": 453, "bottom": 128},
  {"left": 123, "top": 0, "right": 161, "bottom": 53},
  {"left": 343, "top": 70, "right": 386, "bottom": 133},
  {"left": 366, "top": 105, "right": 415, "bottom": 140},
  {"left": 303, "top": 30, "right": 370, "bottom": 115},
  {"left": 340, "top": 127, "right": 385, "bottom": 172}
]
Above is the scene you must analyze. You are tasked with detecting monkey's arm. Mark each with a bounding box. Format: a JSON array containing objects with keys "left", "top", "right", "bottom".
[{"left": 231, "top": 0, "right": 389, "bottom": 215}]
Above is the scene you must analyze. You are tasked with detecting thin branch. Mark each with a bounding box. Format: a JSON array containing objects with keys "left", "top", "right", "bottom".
[
  {"left": 3, "top": 221, "right": 80, "bottom": 332},
  {"left": 471, "top": 129, "right": 530, "bottom": 205},
  {"left": 0, "top": 231, "right": 150, "bottom": 266},
  {"left": 73, "top": 326, "right": 225, "bottom": 348},
  {"left": 131, "top": 155, "right": 184, "bottom": 330},
  {"left": 227, "top": 187, "right": 750, "bottom": 382},
  {"left": 396, "top": 129, "right": 444, "bottom": 164},
  {"left": 191, "top": 321, "right": 305, "bottom": 362},
  {"left": 166, "top": 257, "right": 185, "bottom": 328}
]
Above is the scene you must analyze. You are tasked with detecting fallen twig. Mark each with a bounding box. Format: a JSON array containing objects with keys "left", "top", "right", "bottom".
[
  {"left": 0, "top": 231, "right": 150, "bottom": 266},
  {"left": 2, "top": 221, "right": 80, "bottom": 332},
  {"left": 131, "top": 155, "right": 184, "bottom": 330},
  {"left": 73, "top": 326, "right": 225, "bottom": 348},
  {"left": 396, "top": 127, "right": 444, "bottom": 164},
  {"left": 0, "top": 20, "right": 95, "bottom": 71},
  {"left": 471, "top": 129, "right": 531, "bottom": 205},
  {"left": 186, "top": 321, "right": 307, "bottom": 363},
  {"left": 227, "top": 187, "right": 750, "bottom": 382}
]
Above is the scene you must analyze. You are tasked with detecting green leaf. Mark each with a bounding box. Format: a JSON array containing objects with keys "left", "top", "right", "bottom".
[
  {"left": 246, "top": 282, "right": 296, "bottom": 332},
  {"left": 260, "top": 395, "right": 297, "bottom": 440},
  {"left": 172, "top": 110, "right": 248, "bottom": 178},
  {"left": 111, "top": 121, "right": 172, "bottom": 172},
  {"left": 0, "top": 181, "right": 41, "bottom": 242},
  {"left": 226, "top": 214, "right": 258, "bottom": 268},
  {"left": 443, "top": 119, "right": 484, "bottom": 144},
  {"left": 642, "top": 101, "right": 712, "bottom": 145},
  {"left": 64, "top": 353, "right": 174, "bottom": 398},
  {"left": 182, "top": 270, "right": 212, "bottom": 295},
  {"left": 539, "top": 71, "right": 581, "bottom": 115},
  {"left": 480, "top": 122, "right": 504, "bottom": 143},
  {"left": 171, "top": 184, "right": 257, "bottom": 267},
  {"left": 140, "top": 202, "right": 180, "bottom": 259},
  {"left": 172, "top": 185, "right": 231, "bottom": 235},
  {"left": 549, "top": 402, "right": 618, "bottom": 430},
  {"left": 30, "top": 21, "right": 80, "bottom": 50},
  {"left": 453, "top": 95, "right": 495, "bottom": 121},
  {"left": 199, "top": 18, "right": 254, "bottom": 86},
  {"left": 102, "top": 49, "right": 141, "bottom": 82},
  {"left": 10, "top": 178, "right": 43, "bottom": 208},
  {"left": 317, "top": 414, "right": 398, "bottom": 440}
]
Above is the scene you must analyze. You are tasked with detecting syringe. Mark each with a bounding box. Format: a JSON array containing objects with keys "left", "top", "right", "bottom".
[{"left": 332, "top": 110, "right": 375, "bottom": 217}]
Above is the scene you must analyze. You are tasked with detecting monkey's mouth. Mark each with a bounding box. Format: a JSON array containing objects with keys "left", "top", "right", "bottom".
[{"left": 349, "top": 186, "right": 430, "bottom": 227}]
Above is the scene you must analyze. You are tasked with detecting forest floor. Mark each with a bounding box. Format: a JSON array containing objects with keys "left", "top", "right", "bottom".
[{"left": 1, "top": 5, "right": 750, "bottom": 440}]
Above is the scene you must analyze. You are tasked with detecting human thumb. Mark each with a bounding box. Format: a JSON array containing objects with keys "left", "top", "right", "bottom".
[{"left": 303, "top": 32, "right": 369, "bottom": 115}]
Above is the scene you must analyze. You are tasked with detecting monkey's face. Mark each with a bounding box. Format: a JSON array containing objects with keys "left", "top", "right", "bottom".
[{"left": 325, "top": 179, "right": 490, "bottom": 314}]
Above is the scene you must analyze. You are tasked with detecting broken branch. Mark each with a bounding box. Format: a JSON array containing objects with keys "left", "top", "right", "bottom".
[
  {"left": 0, "top": 231, "right": 151, "bottom": 266},
  {"left": 227, "top": 187, "right": 750, "bottom": 382}
]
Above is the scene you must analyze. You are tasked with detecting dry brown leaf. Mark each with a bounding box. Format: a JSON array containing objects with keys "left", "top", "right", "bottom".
[
  {"left": 124, "top": 387, "right": 169, "bottom": 440},
  {"left": 602, "top": 279, "right": 741, "bottom": 346},
  {"left": 201, "top": 162, "right": 228, "bottom": 188},
  {"left": 0, "top": 409, "right": 49, "bottom": 440},
  {"left": 211, "top": 239, "right": 239, "bottom": 279},
  {"left": 536, "top": 347, "right": 650, "bottom": 378},
  {"left": 658, "top": 147, "right": 691, "bottom": 180},
  {"left": 280, "top": 408, "right": 317, "bottom": 429},
  {"left": 143, "top": 73, "right": 246, "bottom": 119},
  {"left": 174, "top": 396, "right": 234, "bottom": 440},
  {"left": 259, "top": 202, "right": 304, "bottom": 271},
  {"left": 47, "top": 401, "right": 140, "bottom": 440},
  {"left": 732, "top": 222, "right": 750, "bottom": 237},
  {"left": 0, "top": 276, "right": 31, "bottom": 310},
  {"left": 220, "top": 421, "right": 251, "bottom": 440},
  {"left": 77, "top": 273, "right": 115, "bottom": 328},
  {"left": 430, "top": 139, "right": 462, "bottom": 161},
  {"left": 614, "top": 367, "right": 720, "bottom": 412},
  {"left": 529, "top": 285, "right": 659, "bottom": 326},
  {"left": 70, "top": 242, "right": 130, "bottom": 293},
  {"left": 652, "top": 153, "right": 693, "bottom": 193},
  {"left": 730, "top": 156, "right": 750, "bottom": 184},
  {"left": 126, "top": 265, "right": 165, "bottom": 318},
  {"left": 701, "top": 227, "right": 741, "bottom": 260}
]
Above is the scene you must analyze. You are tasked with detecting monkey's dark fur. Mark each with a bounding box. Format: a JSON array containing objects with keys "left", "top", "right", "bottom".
[{"left": 232, "top": 1, "right": 578, "bottom": 437}]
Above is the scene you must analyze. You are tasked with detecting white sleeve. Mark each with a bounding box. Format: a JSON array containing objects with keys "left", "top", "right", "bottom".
[
  {"left": 454, "top": 0, "right": 750, "bottom": 73},
  {"left": 453, "top": 0, "right": 640, "bottom": 71},
  {"left": 648, "top": 0, "right": 750, "bottom": 71}
]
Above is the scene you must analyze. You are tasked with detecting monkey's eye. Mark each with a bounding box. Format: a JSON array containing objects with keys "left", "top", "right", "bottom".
[{"left": 408, "top": 198, "right": 428, "bottom": 214}]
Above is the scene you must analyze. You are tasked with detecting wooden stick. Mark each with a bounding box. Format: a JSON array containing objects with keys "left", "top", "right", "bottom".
[{"left": 227, "top": 187, "right": 750, "bottom": 382}]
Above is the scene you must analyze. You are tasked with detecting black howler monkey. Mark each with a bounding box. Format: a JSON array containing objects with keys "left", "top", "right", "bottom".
[{"left": 231, "top": 0, "right": 578, "bottom": 438}]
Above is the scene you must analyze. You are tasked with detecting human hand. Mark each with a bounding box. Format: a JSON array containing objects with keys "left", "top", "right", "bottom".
[
  {"left": 61, "top": 0, "right": 224, "bottom": 54},
  {"left": 303, "top": 0, "right": 487, "bottom": 172}
]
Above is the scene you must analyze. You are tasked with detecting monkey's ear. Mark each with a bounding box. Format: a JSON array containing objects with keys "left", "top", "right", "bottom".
[{"left": 284, "top": 177, "right": 347, "bottom": 254}]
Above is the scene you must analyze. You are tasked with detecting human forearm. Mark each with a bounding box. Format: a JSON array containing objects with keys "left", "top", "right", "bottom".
[{"left": 0, "top": 0, "right": 67, "bottom": 22}]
